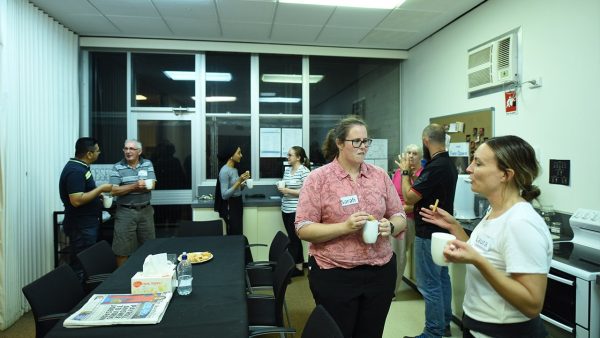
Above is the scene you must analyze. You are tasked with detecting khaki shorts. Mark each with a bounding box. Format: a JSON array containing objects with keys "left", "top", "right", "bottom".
[{"left": 112, "top": 205, "right": 155, "bottom": 256}]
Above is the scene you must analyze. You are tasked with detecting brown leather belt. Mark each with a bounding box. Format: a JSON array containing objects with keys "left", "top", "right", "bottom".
[{"left": 118, "top": 203, "right": 149, "bottom": 210}]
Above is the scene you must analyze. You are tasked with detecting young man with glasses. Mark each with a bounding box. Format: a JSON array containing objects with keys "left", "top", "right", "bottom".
[
  {"left": 109, "top": 139, "right": 157, "bottom": 266},
  {"left": 59, "top": 137, "right": 113, "bottom": 279}
]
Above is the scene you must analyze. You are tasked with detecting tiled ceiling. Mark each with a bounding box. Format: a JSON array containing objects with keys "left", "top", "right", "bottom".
[{"left": 28, "top": 0, "right": 484, "bottom": 50}]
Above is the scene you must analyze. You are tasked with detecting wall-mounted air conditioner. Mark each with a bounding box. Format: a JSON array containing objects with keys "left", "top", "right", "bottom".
[{"left": 467, "top": 32, "right": 517, "bottom": 94}]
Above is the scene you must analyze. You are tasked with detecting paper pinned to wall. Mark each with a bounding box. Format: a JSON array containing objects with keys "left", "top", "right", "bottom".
[
  {"left": 449, "top": 142, "right": 469, "bottom": 157},
  {"left": 365, "top": 139, "right": 387, "bottom": 159},
  {"left": 259, "top": 128, "right": 281, "bottom": 158},
  {"left": 281, "top": 128, "right": 303, "bottom": 157}
]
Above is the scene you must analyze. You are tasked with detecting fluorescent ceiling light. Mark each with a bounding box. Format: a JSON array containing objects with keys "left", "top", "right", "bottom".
[
  {"left": 261, "top": 74, "right": 324, "bottom": 84},
  {"left": 259, "top": 97, "right": 301, "bottom": 103},
  {"left": 205, "top": 96, "right": 237, "bottom": 102},
  {"left": 163, "top": 71, "right": 232, "bottom": 82},
  {"left": 279, "top": 0, "right": 405, "bottom": 9},
  {"left": 135, "top": 94, "right": 147, "bottom": 101},
  {"left": 260, "top": 92, "right": 277, "bottom": 97}
]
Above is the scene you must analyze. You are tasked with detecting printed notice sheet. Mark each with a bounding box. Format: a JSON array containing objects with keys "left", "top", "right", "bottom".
[{"left": 63, "top": 293, "right": 172, "bottom": 328}]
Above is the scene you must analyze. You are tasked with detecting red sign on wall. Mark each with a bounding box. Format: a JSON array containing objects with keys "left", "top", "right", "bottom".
[{"left": 505, "top": 90, "right": 517, "bottom": 113}]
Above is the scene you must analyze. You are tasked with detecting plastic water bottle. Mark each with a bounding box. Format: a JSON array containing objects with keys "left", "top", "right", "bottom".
[{"left": 176, "top": 252, "right": 193, "bottom": 296}]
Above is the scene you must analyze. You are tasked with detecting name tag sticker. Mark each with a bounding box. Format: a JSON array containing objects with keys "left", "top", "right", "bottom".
[
  {"left": 138, "top": 170, "right": 148, "bottom": 177},
  {"left": 474, "top": 234, "right": 492, "bottom": 251},
  {"left": 340, "top": 195, "right": 359, "bottom": 207}
]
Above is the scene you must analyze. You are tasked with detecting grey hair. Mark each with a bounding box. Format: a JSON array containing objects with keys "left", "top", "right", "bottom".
[
  {"left": 124, "top": 139, "right": 142, "bottom": 151},
  {"left": 405, "top": 143, "right": 422, "bottom": 156}
]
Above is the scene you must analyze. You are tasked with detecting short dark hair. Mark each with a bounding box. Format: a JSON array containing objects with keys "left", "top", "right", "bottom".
[
  {"left": 422, "top": 124, "right": 446, "bottom": 144},
  {"left": 75, "top": 137, "right": 98, "bottom": 157}
]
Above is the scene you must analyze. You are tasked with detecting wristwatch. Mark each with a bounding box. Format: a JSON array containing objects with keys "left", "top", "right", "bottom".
[
  {"left": 389, "top": 222, "right": 395, "bottom": 235},
  {"left": 402, "top": 170, "right": 409, "bottom": 175}
]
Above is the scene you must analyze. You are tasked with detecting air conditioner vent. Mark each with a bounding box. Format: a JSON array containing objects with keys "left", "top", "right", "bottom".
[
  {"left": 467, "top": 32, "right": 517, "bottom": 93},
  {"left": 497, "top": 37, "right": 511, "bottom": 69},
  {"left": 469, "top": 47, "right": 492, "bottom": 68},
  {"left": 468, "top": 68, "right": 492, "bottom": 88}
]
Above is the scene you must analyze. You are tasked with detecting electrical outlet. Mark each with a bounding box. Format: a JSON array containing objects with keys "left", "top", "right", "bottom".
[{"left": 530, "top": 77, "right": 542, "bottom": 88}]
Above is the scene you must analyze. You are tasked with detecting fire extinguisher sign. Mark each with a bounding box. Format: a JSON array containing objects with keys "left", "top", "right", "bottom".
[{"left": 505, "top": 90, "right": 517, "bottom": 114}]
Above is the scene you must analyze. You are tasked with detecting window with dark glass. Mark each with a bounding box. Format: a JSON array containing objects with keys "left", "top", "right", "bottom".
[
  {"left": 131, "top": 53, "right": 195, "bottom": 108},
  {"left": 205, "top": 52, "right": 250, "bottom": 114},
  {"left": 259, "top": 54, "right": 302, "bottom": 115},
  {"left": 89, "top": 51, "right": 127, "bottom": 164}
]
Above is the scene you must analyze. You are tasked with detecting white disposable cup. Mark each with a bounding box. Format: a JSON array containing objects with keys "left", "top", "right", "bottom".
[
  {"left": 277, "top": 180, "right": 286, "bottom": 189},
  {"left": 362, "top": 220, "right": 379, "bottom": 244},
  {"left": 102, "top": 194, "right": 113, "bottom": 208},
  {"left": 245, "top": 178, "right": 254, "bottom": 189},
  {"left": 145, "top": 179, "right": 154, "bottom": 190},
  {"left": 431, "top": 232, "right": 456, "bottom": 266}
]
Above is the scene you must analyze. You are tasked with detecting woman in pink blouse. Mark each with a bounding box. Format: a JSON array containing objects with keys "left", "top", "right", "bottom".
[
  {"left": 391, "top": 144, "right": 423, "bottom": 297},
  {"left": 295, "top": 116, "right": 407, "bottom": 338}
]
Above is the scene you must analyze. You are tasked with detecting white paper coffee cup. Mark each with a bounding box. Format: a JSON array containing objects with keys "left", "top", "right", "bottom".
[
  {"left": 145, "top": 179, "right": 154, "bottom": 190},
  {"left": 277, "top": 180, "right": 285, "bottom": 189},
  {"left": 245, "top": 178, "right": 254, "bottom": 189},
  {"left": 102, "top": 194, "right": 113, "bottom": 208},
  {"left": 431, "top": 232, "right": 456, "bottom": 266},
  {"left": 362, "top": 220, "right": 379, "bottom": 244}
]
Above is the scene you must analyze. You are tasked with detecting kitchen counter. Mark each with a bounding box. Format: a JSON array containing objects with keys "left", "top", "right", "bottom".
[{"left": 191, "top": 195, "right": 282, "bottom": 208}]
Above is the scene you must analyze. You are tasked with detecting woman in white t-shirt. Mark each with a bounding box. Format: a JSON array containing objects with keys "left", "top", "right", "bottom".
[
  {"left": 278, "top": 146, "right": 310, "bottom": 276},
  {"left": 419, "top": 135, "right": 552, "bottom": 338}
]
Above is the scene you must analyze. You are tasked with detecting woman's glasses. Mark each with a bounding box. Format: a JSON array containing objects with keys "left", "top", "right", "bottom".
[{"left": 344, "top": 138, "right": 373, "bottom": 148}]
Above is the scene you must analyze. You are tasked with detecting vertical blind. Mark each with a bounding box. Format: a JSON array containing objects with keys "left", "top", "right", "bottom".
[{"left": 0, "top": 0, "right": 78, "bottom": 329}]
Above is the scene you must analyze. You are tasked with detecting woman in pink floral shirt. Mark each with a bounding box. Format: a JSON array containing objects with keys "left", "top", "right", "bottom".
[{"left": 295, "top": 116, "right": 407, "bottom": 338}]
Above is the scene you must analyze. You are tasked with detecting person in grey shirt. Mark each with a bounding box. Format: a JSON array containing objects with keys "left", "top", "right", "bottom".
[
  {"left": 109, "top": 139, "right": 157, "bottom": 266},
  {"left": 214, "top": 145, "right": 250, "bottom": 235}
]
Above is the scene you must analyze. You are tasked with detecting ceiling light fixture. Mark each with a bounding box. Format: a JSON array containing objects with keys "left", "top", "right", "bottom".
[
  {"left": 135, "top": 94, "right": 147, "bottom": 101},
  {"left": 259, "top": 97, "right": 301, "bottom": 103},
  {"left": 261, "top": 74, "right": 324, "bottom": 84},
  {"left": 279, "top": 0, "right": 405, "bottom": 9},
  {"left": 205, "top": 96, "right": 237, "bottom": 102},
  {"left": 163, "top": 71, "right": 232, "bottom": 82}
]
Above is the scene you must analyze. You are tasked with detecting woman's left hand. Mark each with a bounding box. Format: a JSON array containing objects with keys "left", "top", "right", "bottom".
[
  {"left": 443, "top": 239, "right": 479, "bottom": 264},
  {"left": 377, "top": 218, "right": 393, "bottom": 237},
  {"left": 277, "top": 186, "right": 287, "bottom": 195}
]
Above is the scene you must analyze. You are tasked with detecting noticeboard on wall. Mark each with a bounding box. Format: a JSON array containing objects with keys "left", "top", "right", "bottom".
[{"left": 430, "top": 108, "right": 494, "bottom": 171}]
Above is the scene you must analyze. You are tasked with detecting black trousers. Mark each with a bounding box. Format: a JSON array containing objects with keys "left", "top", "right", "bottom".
[
  {"left": 307, "top": 254, "right": 396, "bottom": 338},
  {"left": 226, "top": 196, "right": 243, "bottom": 236},
  {"left": 281, "top": 211, "right": 303, "bottom": 265}
]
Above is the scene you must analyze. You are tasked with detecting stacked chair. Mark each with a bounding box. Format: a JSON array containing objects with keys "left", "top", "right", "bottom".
[
  {"left": 76, "top": 240, "right": 117, "bottom": 293},
  {"left": 22, "top": 264, "right": 85, "bottom": 338}
]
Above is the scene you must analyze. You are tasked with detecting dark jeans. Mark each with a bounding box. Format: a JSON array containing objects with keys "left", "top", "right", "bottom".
[
  {"left": 226, "top": 196, "right": 243, "bottom": 236},
  {"left": 307, "top": 254, "right": 396, "bottom": 338},
  {"left": 63, "top": 213, "right": 101, "bottom": 279},
  {"left": 281, "top": 211, "right": 303, "bottom": 265}
]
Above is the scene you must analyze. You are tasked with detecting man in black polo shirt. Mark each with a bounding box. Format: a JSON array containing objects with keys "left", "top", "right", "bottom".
[
  {"left": 59, "top": 137, "right": 113, "bottom": 277},
  {"left": 399, "top": 124, "right": 458, "bottom": 338}
]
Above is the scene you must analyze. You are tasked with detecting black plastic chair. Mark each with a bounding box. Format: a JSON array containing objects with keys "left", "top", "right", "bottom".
[
  {"left": 76, "top": 240, "right": 117, "bottom": 293},
  {"left": 22, "top": 264, "right": 86, "bottom": 338},
  {"left": 301, "top": 305, "right": 344, "bottom": 338},
  {"left": 176, "top": 220, "right": 224, "bottom": 236},
  {"left": 248, "top": 251, "right": 295, "bottom": 337},
  {"left": 246, "top": 231, "right": 290, "bottom": 289}
]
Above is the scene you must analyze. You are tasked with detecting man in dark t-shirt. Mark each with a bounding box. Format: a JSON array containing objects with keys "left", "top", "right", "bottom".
[
  {"left": 399, "top": 124, "right": 458, "bottom": 338},
  {"left": 59, "top": 137, "right": 112, "bottom": 276}
]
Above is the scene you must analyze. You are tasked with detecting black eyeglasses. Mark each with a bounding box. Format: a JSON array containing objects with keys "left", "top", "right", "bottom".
[{"left": 344, "top": 138, "right": 373, "bottom": 148}]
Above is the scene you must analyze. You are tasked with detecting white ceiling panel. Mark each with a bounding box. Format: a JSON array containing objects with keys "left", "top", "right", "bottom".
[
  {"left": 327, "top": 7, "right": 390, "bottom": 28},
  {"left": 28, "top": 0, "right": 485, "bottom": 50},
  {"left": 221, "top": 21, "right": 271, "bottom": 40},
  {"left": 317, "top": 26, "right": 371, "bottom": 45},
  {"left": 164, "top": 18, "right": 222, "bottom": 38},
  {"left": 108, "top": 16, "right": 173, "bottom": 36},
  {"left": 153, "top": 0, "right": 217, "bottom": 20},
  {"left": 274, "top": 3, "right": 334, "bottom": 26},
  {"left": 271, "top": 23, "right": 322, "bottom": 43},
  {"left": 90, "top": 0, "right": 158, "bottom": 17},
  {"left": 216, "top": 0, "right": 276, "bottom": 23}
]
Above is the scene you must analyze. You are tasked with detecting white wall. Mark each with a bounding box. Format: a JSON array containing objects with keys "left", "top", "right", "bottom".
[{"left": 401, "top": 0, "right": 600, "bottom": 214}]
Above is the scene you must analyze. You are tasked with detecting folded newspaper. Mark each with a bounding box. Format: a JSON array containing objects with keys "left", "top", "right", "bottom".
[{"left": 63, "top": 292, "right": 173, "bottom": 328}]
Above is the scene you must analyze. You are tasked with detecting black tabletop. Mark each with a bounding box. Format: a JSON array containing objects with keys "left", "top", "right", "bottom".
[{"left": 47, "top": 236, "right": 248, "bottom": 338}]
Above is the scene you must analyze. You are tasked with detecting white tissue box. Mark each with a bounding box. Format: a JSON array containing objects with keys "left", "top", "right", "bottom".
[{"left": 131, "top": 270, "right": 176, "bottom": 294}]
